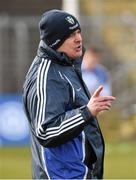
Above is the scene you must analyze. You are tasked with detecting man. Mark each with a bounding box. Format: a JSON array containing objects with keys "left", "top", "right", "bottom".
[
  {"left": 23, "top": 9, "right": 115, "bottom": 179},
  {"left": 82, "top": 47, "right": 112, "bottom": 96}
]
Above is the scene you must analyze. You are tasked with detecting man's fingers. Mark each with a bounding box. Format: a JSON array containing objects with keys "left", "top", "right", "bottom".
[
  {"left": 96, "top": 103, "right": 112, "bottom": 112},
  {"left": 88, "top": 86, "right": 116, "bottom": 117},
  {"left": 92, "top": 85, "right": 103, "bottom": 98},
  {"left": 96, "top": 96, "right": 116, "bottom": 102},
  {"left": 95, "top": 101, "right": 112, "bottom": 109}
]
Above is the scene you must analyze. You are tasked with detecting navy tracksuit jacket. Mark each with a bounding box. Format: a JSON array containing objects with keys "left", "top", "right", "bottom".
[{"left": 23, "top": 40, "right": 105, "bottom": 179}]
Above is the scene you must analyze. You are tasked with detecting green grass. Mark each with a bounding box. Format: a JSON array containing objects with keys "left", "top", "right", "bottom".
[
  {"left": 105, "top": 142, "right": 136, "bottom": 179},
  {"left": 0, "top": 147, "right": 31, "bottom": 179},
  {"left": 0, "top": 142, "right": 136, "bottom": 179}
]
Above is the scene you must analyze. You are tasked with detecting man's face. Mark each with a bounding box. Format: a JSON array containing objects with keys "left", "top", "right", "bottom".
[{"left": 57, "top": 29, "right": 82, "bottom": 59}]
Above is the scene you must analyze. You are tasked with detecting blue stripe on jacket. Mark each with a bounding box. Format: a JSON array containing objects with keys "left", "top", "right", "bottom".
[{"left": 43, "top": 133, "right": 88, "bottom": 179}]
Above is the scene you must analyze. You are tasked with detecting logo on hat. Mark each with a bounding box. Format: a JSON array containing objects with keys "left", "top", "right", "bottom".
[
  {"left": 65, "top": 16, "right": 75, "bottom": 25},
  {"left": 50, "top": 39, "right": 61, "bottom": 48}
]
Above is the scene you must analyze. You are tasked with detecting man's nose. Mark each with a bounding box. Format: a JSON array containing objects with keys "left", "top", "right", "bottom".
[{"left": 75, "top": 32, "right": 82, "bottom": 42}]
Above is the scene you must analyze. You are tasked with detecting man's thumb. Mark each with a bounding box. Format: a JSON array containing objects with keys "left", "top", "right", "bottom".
[{"left": 92, "top": 85, "right": 103, "bottom": 98}]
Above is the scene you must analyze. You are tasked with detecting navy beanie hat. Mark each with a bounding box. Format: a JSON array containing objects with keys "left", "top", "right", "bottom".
[{"left": 39, "top": 9, "right": 81, "bottom": 49}]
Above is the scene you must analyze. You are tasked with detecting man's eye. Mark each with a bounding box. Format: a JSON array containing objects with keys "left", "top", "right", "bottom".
[{"left": 69, "top": 33, "right": 74, "bottom": 38}]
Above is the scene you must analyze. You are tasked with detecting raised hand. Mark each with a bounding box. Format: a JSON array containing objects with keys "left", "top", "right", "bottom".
[{"left": 87, "top": 85, "right": 116, "bottom": 117}]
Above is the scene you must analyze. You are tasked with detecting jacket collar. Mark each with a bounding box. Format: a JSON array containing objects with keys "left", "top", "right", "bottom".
[
  {"left": 37, "top": 40, "right": 73, "bottom": 66},
  {"left": 37, "top": 40, "right": 85, "bottom": 67}
]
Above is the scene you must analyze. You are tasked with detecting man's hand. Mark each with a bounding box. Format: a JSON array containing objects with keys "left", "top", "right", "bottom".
[{"left": 87, "top": 85, "right": 116, "bottom": 117}]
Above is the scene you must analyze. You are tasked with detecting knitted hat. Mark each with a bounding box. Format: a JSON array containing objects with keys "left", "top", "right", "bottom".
[{"left": 39, "top": 9, "right": 81, "bottom": 49}]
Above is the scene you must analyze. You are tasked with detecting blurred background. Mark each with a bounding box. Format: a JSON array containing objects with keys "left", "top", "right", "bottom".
[{"left": 0, "top": 0, "right": 136, "bottom": 179}]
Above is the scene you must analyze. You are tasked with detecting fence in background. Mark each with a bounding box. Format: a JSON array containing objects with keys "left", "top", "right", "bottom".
[{"left": 0, "top": 15, "right": 39, "bottom": 93}]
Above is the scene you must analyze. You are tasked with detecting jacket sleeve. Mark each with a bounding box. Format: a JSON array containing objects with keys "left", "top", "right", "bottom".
[{"left": 35, "top": 61, "right": 93, "bottom": 147}]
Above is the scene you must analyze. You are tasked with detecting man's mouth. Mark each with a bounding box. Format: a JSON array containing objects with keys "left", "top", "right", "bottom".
[{"left": 76, "top": 45, "right": 82, "bottom": 52}]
